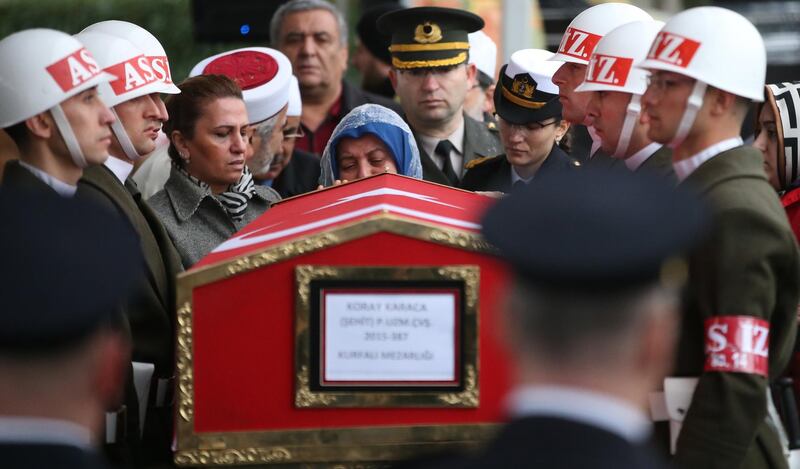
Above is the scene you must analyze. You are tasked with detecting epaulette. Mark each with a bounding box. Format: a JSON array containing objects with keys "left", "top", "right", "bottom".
[{"left": 465, "top": 155, "right": 496, "bottom": 170}]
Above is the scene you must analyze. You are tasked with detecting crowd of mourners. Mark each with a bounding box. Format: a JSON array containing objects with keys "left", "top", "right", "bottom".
[{"left": 2, "top": 0, "right": 800, "bottom": 468}]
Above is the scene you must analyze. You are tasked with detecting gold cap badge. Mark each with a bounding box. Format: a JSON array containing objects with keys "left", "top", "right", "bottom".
[
  {"left": 511, "top": 76, "right": 536, "bottom": 99},
  {"left": 414, "top": 22, "right": 443, "bottom": 44}
]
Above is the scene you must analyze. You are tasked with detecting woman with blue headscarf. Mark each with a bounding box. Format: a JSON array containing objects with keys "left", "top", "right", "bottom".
[{"left": 319, "top": 104, "right": 423, "bottom": 187}]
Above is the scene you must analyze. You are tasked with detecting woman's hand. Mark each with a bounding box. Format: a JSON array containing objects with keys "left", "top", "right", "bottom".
[{"left": 316, "top": 179, "right": 349, "bottom": 190}]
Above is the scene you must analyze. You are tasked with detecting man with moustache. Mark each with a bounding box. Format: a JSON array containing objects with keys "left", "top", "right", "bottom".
[
  {"left": 575, "top": 20, "right": 674, "bottom": 178},
  {"left": 0, "top": 29, "right": 115, "bottom": 196},
  {"left": 271, "top": 0, "right": 400, "bottom": 157},
  {"left": 74, "top": 21, "right": 184, "bottom": 466},
  {"left": 378, "top": 6, "right": 503, "bottom": 187},
  {"left": 640, "top": 7, "right": 800, "bottom": 468},
  {"left": 550, "top": 2, "right": 651, "bottom": 166}
]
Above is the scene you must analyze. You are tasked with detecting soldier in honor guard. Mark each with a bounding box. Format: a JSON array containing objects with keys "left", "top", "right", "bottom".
[
  {"left": 377, "top": 7, "right": 503, "bottom": 188},
  {"left": 0, "top": 29, "right": 116, "bottom": 196},
  {"left": 461, "top": 49, "right": 576, "bottom": 193},
  {"left": 639, "top": 7, "right": 800, "bottom": 468},
  {"left": 403, "top": 167, "right": 708, "bottom": 469},
  {"left": 74, "top": 21, "right": 185, "bottom": 466},
  {"left": 575, "top": 20, "right": 675, "bottom": 179},
  {"left": 0, "top": 190, "right": 143, "bottom": 469},
  {"left": 550, "top": 3, "right": 652, "bottom": 166}
]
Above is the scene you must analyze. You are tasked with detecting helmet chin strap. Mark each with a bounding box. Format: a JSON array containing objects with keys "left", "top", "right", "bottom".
[
  {"left": 110, "top": 108, "right": 143, "bottom": 161},
  {"left": 613, "top": 94, "right": 642, "bottom": 158},
  {"left": 668, "top": 80, "right": 707, "bottom": 150},
  {"left": 50, "top": 104, "right": 88, "bottom": 169}
]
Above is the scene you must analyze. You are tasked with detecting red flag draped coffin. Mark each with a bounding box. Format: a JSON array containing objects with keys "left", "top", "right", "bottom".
[{"left": 174, "top": 173, "right": 513, "bottom": 466}]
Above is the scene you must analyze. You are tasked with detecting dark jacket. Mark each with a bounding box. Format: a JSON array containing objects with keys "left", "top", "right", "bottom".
[
  {"left": 413, "top": 114, "right": 504, "bottom": 187},
  {"left": 0, "top": 443, "right": 110, "bottom": 469},
  {"left": 461, "top": 144, "right": 578, "bottom": 193},
  {"left": 674, "top": 146, "right": 799, "bottom": 469},
  {"left": 78, "top": 164, "right": 181, "bottom": 377},
  {"left": 637, "top": 145, "right": 675, "bottom": 180},
  {"left": 396, "top": 417, "right": 667, "bottom": 469},
  {"left": 270, "top": 149, "right": 320, "bottom": 199},
  {"left": 1, "top": 160, "right": 60, "bottom": 195},
  {"left": 78, "top": 164, "right": 184, "bottom": 466},
  {"left": 343, "top": 79, "right": 401, "bottom": 116}
]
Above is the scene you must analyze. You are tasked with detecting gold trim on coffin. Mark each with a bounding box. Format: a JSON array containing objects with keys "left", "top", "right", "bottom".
[
  {"left": 173, "top": 214, "right": 497, "bottom": 466},
  {"left": 294, "top": 265, "right": 480, "bottom": 408}
]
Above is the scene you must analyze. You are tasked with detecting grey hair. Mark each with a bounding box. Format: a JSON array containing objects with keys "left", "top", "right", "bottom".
[
  {"left": 248, "top": 111, "right": 284, "bottom": 176},
  {"left": 506, "top": 280, "right": 678, "bottom": 366},
  {"left": 270, "top": 0, "right": 348, "bottom": 47}
]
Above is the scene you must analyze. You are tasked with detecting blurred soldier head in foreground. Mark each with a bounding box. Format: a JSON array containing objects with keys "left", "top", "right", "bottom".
[{"left": 0, "top": 190, "right": 142, "bottom": 464}]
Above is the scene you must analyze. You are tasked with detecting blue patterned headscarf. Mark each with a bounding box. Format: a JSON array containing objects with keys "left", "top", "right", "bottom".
[{"left": 319, "top": 104, "right": 423, "bottom": 187}]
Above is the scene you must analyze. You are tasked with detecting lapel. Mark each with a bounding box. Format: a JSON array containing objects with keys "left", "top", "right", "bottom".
[
  {"left": 463, "top": 113, "right": 503, "bottom": 168},
  {"left": 682, "top": 146, "right": 763, "bottom": 194},
  {"left": 80, "top": 165, "right": 173, "bottom": 311},
  {"left": 493, "top": 158, "right": 513, "bottom": 193},
  {"left": 127, "top": 177, "right": 183, "bottom": 303}
]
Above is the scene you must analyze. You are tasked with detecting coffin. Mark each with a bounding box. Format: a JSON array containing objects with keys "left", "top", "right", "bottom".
[{"left": 173, "top": 173, "right": 514, "bottom": 467}]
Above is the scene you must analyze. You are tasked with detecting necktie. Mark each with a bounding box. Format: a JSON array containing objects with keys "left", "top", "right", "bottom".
[{"left": 435, "top": 139, "right": 459, "bottom": 186}]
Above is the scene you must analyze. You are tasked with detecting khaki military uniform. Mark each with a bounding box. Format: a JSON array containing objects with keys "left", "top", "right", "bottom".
[
  {"left": 78, "top": 164, "right": 183, "bottom": 465},
  {"left": 413, "top": 114, "right": 503, "bottom": 187},
  {"left": 675, "top": 146, "right": 800, "bottom": 469}
]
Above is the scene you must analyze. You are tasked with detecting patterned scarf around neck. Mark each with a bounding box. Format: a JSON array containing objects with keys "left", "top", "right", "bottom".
[{"left": 176, "top": 163, "right": 256, "bottom": 221}]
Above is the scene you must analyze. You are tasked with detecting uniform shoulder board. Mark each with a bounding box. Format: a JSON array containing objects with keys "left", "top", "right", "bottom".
[{"left": 465, "top": 155, "right": 496, "bottom": 170}]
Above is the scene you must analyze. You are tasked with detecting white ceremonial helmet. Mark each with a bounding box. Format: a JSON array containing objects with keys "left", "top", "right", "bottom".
[
  {"left": 575, "top": 20, "right": 664, "bottom": 157},
  {"left": 190, "top": 47, "right": 293, "bottom": 125},
  {"left": 551, "top": 2, "right": 652, "bottom": 65},
  {"left": 287, "top": 75, "right": 302, "bottom": 118},
  {"left": 0, "top": 28, "right": 114, "bottom": 167},
  {"left": 468, "top": 30, "right": 498, "bottom": 84},
  {"left": 81, "top": 20, "right": 181, "bottom": 95},
  {"left": 638, "top": 6, "right": 766, "bottom": 148},
  {"left": 75, "top": 30, "right": 167, "bottom": 160}
]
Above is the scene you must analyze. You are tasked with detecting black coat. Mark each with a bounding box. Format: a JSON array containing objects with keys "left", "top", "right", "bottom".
[
  {"left": 270, "top": 149, "right": 320, "bottom": 199},
  {"left": 460, "top": 144, "right": 578, "bottom": 193},
  {"left": 397, "top": 417, "right": 667, "bottom": 469},
  {"left": 1, "top": 160, "right": 60, "bottom": 194},
  {"left": 342, "top": 79, "right": 401, "bottom": 116},
  {"left": 0, "top": 443, "right": 110, "bottom": 469}
]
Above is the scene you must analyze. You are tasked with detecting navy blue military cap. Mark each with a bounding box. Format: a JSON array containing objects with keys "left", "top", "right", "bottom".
[
  {"left": 0, "top": 189, "right": 143, "bottom": 352},
  {"left": 481, "top": 168, "right": 708, "bottom": 291}
]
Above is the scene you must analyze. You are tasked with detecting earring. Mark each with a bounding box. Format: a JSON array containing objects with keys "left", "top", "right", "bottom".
[{"left": 179, "top": 151, "right": 191, "bottom": 164}]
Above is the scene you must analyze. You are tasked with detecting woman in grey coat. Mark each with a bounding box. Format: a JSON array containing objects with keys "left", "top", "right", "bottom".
[{"left": 148, "top": 75, "right": 280, "bottom": 267}]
